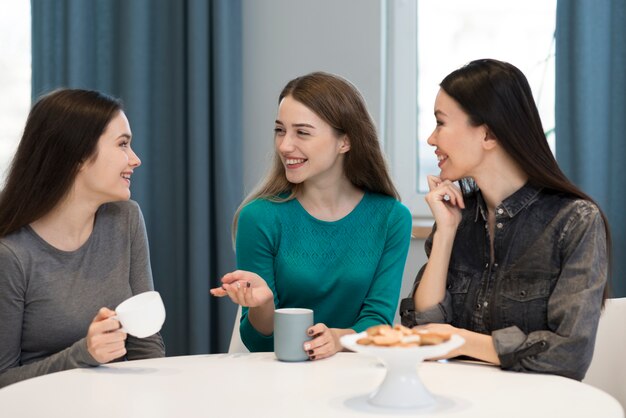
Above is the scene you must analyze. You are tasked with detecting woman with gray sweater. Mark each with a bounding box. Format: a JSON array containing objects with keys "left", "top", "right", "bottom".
[{"left": 0, "top": 89, "right": 165, "bottom": 388}]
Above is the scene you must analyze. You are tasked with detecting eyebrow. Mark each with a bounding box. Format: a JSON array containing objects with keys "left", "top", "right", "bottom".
[
  {"left": 434, "top": 110, "right": 447, "bottom": 118},
  {"left": 275, "top": 120, "right": 316, "bottom": 129},
  {"left": 118, "top": 134, "right": 132, "bottom": 140}
]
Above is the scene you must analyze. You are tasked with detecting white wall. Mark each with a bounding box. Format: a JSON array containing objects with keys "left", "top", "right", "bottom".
[
  {"left": 242, "top": 0, "right": 383, "bottom": 194},
  {"left": 242, "top": 0, "right": 428, "bottom": 321}
]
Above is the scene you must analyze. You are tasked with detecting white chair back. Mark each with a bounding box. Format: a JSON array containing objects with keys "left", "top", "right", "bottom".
[
  {"left": 583, "top": 297, "right": 626, "bottom": 411},
  {"left": 228, "top": 305, "right": 249, "bottom": 353}
]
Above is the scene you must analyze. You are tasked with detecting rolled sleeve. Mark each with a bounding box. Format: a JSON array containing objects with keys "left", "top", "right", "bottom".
[
  {"left": 400, "top": 292, "right": 452, "bottom": 327},
  {"left": 493, "top": 204, "right": 607, "bottom": 380}
]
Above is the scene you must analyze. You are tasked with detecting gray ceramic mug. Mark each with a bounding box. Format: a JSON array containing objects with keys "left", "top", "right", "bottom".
[{"left": 274, "top": 308, "right": 314, "bottom": 362}]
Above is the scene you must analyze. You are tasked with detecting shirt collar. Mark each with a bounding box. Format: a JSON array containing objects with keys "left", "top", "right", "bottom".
[
  {"left": 475, "top": 192, "right": 487, "bottom": 222},
  {"left": 474, "top": 182, "right": 542, "bottom": 221}
]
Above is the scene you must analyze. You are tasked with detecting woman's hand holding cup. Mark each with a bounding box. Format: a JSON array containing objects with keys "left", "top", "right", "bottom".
[
  {"left": 304, "top": 323, "right": 348, "bottom": 361},
  {"left": 86, "top": 307, "right": 127, "bottom": 364}
]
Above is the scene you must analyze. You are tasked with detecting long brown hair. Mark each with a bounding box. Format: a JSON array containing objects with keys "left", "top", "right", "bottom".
[
  {"left": 0, "top": 89, "right": 122, "bottom": 237},
  {"left": 233, "top": 71, "right": 399, "bottom": 239},
  {"left": 440, "top": 59, "right": 612, "bottom": 298}
]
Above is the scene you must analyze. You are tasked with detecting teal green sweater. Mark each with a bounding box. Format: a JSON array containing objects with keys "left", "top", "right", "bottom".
[{"left": 237, "top": 192, "right": 412, "bottom": 352}]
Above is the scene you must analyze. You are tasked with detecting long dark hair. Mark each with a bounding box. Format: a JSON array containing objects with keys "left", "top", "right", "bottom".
[
  {"left": 0, "top": 89, "right": 123, "bottom": 237},
  {"left": 233, "top": 71, "right": 399, "bottom": 239},
  {"left": 440, "top": 59, "right": 611, "bottom": 297}
]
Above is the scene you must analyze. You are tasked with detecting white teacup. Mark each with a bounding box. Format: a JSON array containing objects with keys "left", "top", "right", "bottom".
[{"left": 114, "top": 291, "right": 166, "bottom": 338}]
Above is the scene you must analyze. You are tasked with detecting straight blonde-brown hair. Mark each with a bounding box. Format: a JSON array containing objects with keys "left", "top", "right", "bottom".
[{"left": 232, "top": 72, "right": 399, "bottom": 241}]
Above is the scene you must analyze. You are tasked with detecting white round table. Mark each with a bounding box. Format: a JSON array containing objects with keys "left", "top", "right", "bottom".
[{"left": 0, "top": 352, "right": 622, "bottom": 417}]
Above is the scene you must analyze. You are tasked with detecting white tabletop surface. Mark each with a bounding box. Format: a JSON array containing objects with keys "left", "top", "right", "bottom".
[{"left": 0, "top": 352, "right": 623, "bottom": 418}]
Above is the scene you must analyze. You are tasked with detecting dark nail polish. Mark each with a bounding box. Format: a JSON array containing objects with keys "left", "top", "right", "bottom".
[
  {"left": 307, "top": 350, "right": 314, "bottom": 355},
  {"left": 308, "top": 329, "right": 314, "bottom": 335},
  {"left": 246, "top": 282, "right": 251, "bottom": 288},
  {"left": 310, "top": 355, "right": 315, "bottom": 360}
]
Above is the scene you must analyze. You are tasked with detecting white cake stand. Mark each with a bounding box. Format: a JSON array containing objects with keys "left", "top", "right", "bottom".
[{"left": 341, "top": 332, "right": 465, "bottom": 408}]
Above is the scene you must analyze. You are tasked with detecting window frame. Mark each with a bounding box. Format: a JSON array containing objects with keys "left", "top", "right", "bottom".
[
  {"left": 381, "top": 0, "right": 556, "bottom": 222},
  {"left": 0, "top": 2, "right": 31, "bottom": 185},
  {"left": 382, "top": 1, "right": 431, "bottom": 220}
]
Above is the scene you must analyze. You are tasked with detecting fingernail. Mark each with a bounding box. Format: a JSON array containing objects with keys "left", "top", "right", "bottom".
[
  {"left": 307, "top": 350, "right": 314, "bottom": 355},
  {"left": 309, "top": 355, "right": 315, "bottom": 360},
  {"left": 304, "top": 343, "right": 310, "bottom": 350},
  {"left": 308, "top": 329, "right": 314, "bottom": 336},
  {"left": 246, "top": 282, "right": 251, "bottom": 288}
]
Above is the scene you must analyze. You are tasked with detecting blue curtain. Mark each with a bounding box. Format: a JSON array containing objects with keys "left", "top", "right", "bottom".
[
  {"left": 556, "top": 0, "right": 626, "bottom": 297},
  {"left": 31, "top": 0, "right": 243, "bottom": 354}
]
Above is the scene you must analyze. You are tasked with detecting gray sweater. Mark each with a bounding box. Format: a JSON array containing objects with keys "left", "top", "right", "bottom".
[{"left": 0, "top": 200, "right": 165, "bottom": 388}]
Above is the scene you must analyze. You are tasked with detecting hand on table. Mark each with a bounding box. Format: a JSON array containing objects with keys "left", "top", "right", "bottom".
[
  {"left": 414, "top": 323, "right": 500, "bottom": 364},
  {"left": 209, "top": 270, "right": 274, "bottom": 308},
  {"left": 304, "top": 323, "right": 351, "bottom": 361},
  {"left": 412, "top": 323, "right": 464, "bottom": 360},
  {"left": 86, "top": 307, "right": 127, "bottom": 364}
]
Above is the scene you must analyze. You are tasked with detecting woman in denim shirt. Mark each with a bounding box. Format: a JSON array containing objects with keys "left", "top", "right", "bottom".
[{"left": 400, "top": 59, "right": 610, "bottom": 380}]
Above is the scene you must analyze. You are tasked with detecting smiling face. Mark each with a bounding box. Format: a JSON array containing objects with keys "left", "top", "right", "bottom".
[
  {"left": 74, "top": 110, "right": 141, "bottom": 204},
  {"left": 427, "top": 89, "right": 490, "bottom": 181},
  {"left": 274, "top": 95, "right": 350, "bottom": 187}
]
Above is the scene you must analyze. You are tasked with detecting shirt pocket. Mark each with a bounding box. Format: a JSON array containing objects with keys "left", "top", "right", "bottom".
[
  {"left": 446, "top": 268, "right": 473, "bottom": 327},
  {"left": 499, "top": 271, "right": 553, "bottom": 333}
]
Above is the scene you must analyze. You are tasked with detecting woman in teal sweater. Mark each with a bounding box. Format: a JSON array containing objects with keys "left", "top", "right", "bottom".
[{"left": 211, "top": 72, "right": 412, "bottom": 360}]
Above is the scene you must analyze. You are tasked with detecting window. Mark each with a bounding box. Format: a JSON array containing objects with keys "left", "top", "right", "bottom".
[
  {"left": 0, "top": 2, "right": 31, "bottom": 185},
  {"left": 384, "top": 0, "right": 556, "bottom": 217}
]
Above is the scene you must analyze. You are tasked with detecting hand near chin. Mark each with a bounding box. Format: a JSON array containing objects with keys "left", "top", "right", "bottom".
[
  {"left": 425, "top": 175, "right": 464, "bottom": 230},
  {"left": 209, "top": 270, "right": 274, "bottom": 308}
]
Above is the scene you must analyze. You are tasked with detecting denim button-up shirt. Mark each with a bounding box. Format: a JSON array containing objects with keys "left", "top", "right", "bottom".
[{"left": 400, "top": 183, "right": 608, "bottom": 380}]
